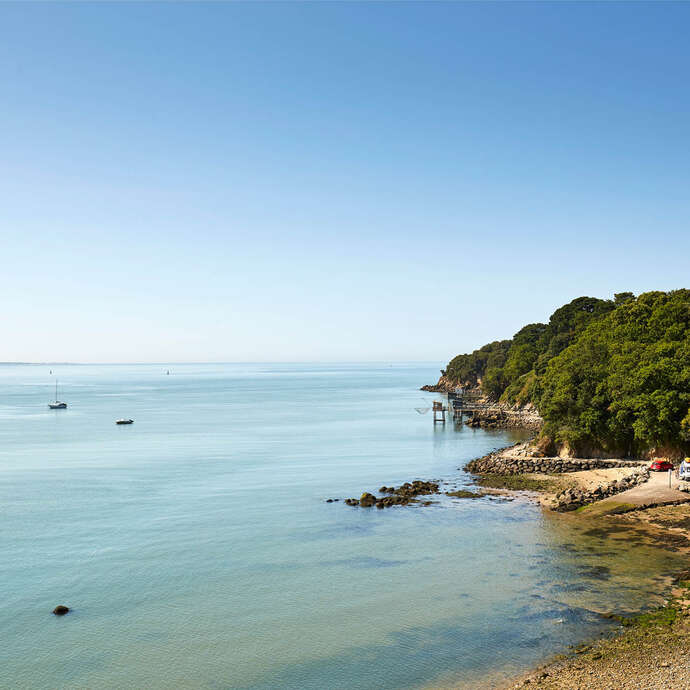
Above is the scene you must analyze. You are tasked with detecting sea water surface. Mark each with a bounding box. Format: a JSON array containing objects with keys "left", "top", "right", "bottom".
[{"left": 0, "top": 363, "right": 683, "bottom": 689}]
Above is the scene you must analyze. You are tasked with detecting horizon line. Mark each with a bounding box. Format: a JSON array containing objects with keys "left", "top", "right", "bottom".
[{"left": 0, "top": 359, "right": 445, "bottom": 366}]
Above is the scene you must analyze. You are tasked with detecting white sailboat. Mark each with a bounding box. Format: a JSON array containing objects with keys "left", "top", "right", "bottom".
[{"left": 48, "top": 380, "right": 67, "bottom": 409}]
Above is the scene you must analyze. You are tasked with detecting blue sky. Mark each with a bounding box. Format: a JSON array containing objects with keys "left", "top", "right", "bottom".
[{"left": 1, "top": 2, "right": 689, "bottom": 362}]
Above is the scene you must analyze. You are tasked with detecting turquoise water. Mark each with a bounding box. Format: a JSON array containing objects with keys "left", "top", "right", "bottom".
[{"left": 0, "top": 363, "right": 683, "bottom": 689}]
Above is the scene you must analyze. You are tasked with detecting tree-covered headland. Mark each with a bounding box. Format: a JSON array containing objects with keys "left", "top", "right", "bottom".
[{"left": 440, "top": 291, "right": 690, "bottom": 458}]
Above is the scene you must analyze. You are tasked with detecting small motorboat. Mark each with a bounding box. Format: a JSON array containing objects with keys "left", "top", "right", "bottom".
[{"left": 116, "top": 419, "right": 134, "bottom": 425}]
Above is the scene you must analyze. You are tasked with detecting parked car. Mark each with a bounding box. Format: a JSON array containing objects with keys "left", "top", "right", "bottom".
[
  {"left": 649, "top": 459, "right": 674, "bottom": 472},
  {"left": 679, "top": 459, "right": 690, "bottom": 480}
]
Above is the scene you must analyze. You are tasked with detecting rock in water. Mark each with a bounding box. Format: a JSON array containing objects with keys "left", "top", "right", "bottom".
[
  {"left": 359, "top": 492, "right": 377, "bottom": 507},
  {"left": 52, "top": 605, "right": 70, "bottom": 616}
]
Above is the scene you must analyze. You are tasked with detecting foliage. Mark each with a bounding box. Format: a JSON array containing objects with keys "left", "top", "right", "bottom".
[
  {"left": 444, "top": 340, "right": 511, "bottom": 389},
  {"left": 443, "top": 295, "right": 614, "bottom": 400},
  {"left": 442, "top": 290, "right": 690, "bottom": 455},
  {"left": 539, "top": 290, "right": 690, "bottom": 456}
]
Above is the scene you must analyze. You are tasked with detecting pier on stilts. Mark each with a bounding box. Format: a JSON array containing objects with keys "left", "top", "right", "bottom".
[
  {"left": 447, "top": 388, "right": 489, "bottom": 424},
  {"left": 432, "top": 400, "right": 447, "bottom": 424},
  {"left": 429, "top": 389, "right": 490, "bottom": 425}
]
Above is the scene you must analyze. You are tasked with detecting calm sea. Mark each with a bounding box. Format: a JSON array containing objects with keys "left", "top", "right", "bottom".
[{"left": 0, "top": 363, "right": 682, "bottom": 689}]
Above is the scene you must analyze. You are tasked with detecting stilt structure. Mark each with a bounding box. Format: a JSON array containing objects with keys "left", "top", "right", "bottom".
[
  {"left": 447, "top": 388, "right": 490, "bottom": 424},
  {"left": 432, "top": 400, "right": 447, "bottom": 424}
]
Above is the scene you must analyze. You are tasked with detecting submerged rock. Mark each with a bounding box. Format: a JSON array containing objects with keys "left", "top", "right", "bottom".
[
  {"left": 446, "top": 490, "right": 482, "bottom": 499},
  {"left": 52, "top": 605, "right": 70, "bottom": 616}
]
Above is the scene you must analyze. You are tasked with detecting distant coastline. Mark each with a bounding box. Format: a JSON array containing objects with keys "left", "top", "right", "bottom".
[{"left": 0, "top": 362, "right": 75, "bottom": 365}]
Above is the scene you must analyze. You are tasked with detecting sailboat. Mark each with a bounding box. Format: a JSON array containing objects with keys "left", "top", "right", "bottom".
[{"left": 48, "top": 380, "right": 67, "bottom": 409}]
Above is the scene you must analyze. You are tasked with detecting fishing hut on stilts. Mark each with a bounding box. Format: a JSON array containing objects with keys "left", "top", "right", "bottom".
[
  {"left": 447, "top": 387, "right": 486, "bottom": 424},
  {"left": 432, "top": 400, "right": 447, "bottom": 424}
]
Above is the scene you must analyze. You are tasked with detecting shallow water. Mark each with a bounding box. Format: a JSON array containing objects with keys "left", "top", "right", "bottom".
[{"left": 0, "top": 363, "right": 683, "bottom": 689}]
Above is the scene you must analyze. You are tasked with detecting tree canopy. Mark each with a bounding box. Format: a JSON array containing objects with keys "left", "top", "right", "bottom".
[
  {"left": 445, "top": 296, "right": 613, "bottom": 401},
  {"left": 441, "top": 291, "right": 690, "bottom": 456}
]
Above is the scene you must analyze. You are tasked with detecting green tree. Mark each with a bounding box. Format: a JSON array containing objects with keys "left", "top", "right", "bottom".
[{"left": 439, "top": 290, "right": 690, "bottom": 456}]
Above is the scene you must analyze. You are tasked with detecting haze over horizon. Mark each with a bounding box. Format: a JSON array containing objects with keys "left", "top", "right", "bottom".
[{"left": 2, "top": 2, "right": 689, "bottom": 363}]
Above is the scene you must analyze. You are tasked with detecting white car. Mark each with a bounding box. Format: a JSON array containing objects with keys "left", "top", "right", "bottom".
[{"left": 679, "top": 459, "right": 690, "bottom": 481}]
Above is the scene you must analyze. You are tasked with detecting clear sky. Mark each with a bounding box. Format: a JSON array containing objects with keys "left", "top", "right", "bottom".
[{"left": 1, "top": 2, "right": 689, "bottom": 363}]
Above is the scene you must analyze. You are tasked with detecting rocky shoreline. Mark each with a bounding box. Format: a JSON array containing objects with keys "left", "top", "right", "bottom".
[
  {"left": 463, "top": 444, "right": 690, "bottom": 689},
  {"left": 336, "top": 424, "right": 690, "bottom": 688},
  {"left": 420, "top": 374, "right": 457, "bottom": 393},
  {"left": 498, "top": 520, "right": 690, "bottom": 690},
  {"left": 549, "top": 467, "right": 650, "bottom": 511},
  {"left": 339, "top": 442, "right": 656, "bottom": 515}
]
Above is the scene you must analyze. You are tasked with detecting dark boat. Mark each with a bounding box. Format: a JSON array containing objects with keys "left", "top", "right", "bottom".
[{"left": 116, "top": 419, "right": 134, "bottom": 425}]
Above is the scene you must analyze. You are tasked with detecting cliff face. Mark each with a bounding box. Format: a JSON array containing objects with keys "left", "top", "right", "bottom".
[
  {"left": 552, "top": 441, "right": 690, "bottom": 462},
  {"left": 463, "top": 402, "right": 543, "bottom": 431},
  {"left": 420, "top": 375, "right": 458, "bottom": 393}
]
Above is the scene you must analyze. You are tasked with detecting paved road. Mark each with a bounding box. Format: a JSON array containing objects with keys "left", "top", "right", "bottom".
[{"left": 597, "top": 469, "right": 690, "bottom": 510}]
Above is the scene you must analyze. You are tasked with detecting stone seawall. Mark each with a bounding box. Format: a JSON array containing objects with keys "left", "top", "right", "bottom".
[
  {"left": 465, "top": 454, "right": 642, "bottom": 476},
  {"left": 552, "top": 467, "right": 650, "bottom": 512}
]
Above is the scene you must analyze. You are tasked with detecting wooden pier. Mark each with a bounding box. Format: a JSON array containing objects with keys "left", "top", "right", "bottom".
[
  {"left": 447, "top": 388, "right": 489, "bottom": 423},
  {"left": 432, "top": 400, "right": 447, "bottom": 424},
  {"left": 429, "top": 389, "right": 490, "bottom": 425}
]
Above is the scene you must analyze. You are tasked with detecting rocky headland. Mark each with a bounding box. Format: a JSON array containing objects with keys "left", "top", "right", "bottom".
[{"left": 420, "top": 374, "right": 458, "bottom": 393}]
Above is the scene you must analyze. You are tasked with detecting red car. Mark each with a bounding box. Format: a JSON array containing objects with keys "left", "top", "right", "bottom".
[{"left": 649, "top": 460, "right": 674, "bottom": 472}]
